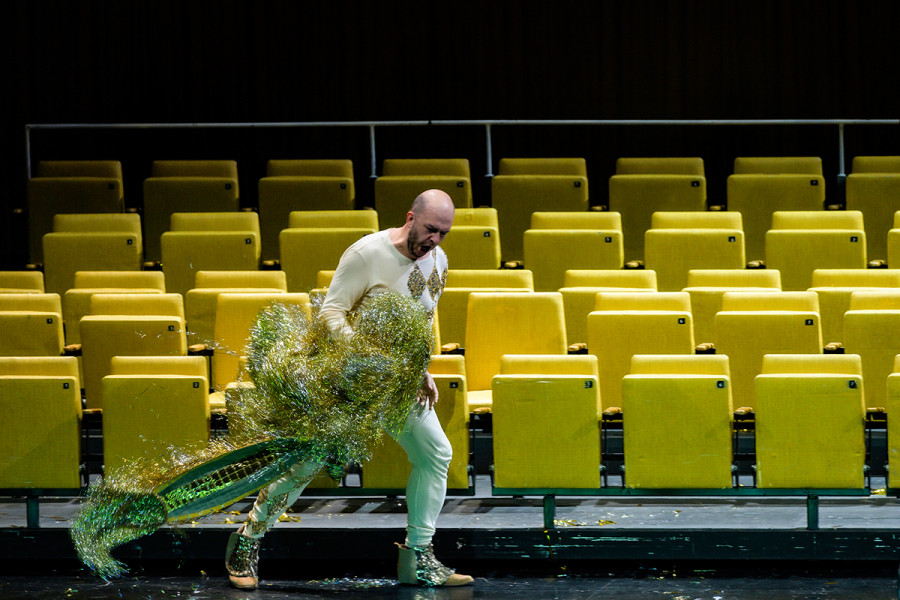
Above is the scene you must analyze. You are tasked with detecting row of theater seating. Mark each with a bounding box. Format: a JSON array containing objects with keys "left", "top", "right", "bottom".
[
  {"left": 22, "top": 156, "right": 900, "bottom": 266},
  {"left": 1, "top": 346, "right": 896, "bottom": 500},
  {"left": 21, "top": 207, "right": 900, "bottom": 305},
  {"left": 4, "top": 269, "right": 900, "bottom": 411}
]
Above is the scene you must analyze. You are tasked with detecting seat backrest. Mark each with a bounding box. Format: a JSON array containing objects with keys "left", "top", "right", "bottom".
[
  {"left": 622, "top": 353, "right": 733, "bottom": 488},
  {"left": 0, "top": 294, "right": 64, "bottom": 357},
  {"left": 73, "top": 270, "right": 166, "bottom": 290},
  {"left": 160, "top": 231, "right": 261, "bottom": 296},
  {"left": 170, "top": 211, "right": 259, "bottom": 235},
  {"left": 594, "top": 290, "right": 692, "bottom": 312},
  {"left": 464, "top": 292, "right": 567, "bottom": 391},
  {"left": 851, "top": 156, "right": 900, "bottom": 173},
  {"left": 42, "top": 232, "right": 143, "bottom": 295},
  {"left": 754, "top": 353, "right": 865, "bottom": 488},
  {"left": 771, "top": 210, "right": 864, "bottom": 230},
  {"left": 53, "top": 213, "right": 142, "bottom": 235},
  {"left": 89, "top": 292, "right": 185, "bottom": 318},
  {"left": 498, "top": 157, "right": 587, "bottom": 176},
  {"left": 686, "top": 269, "right": 782, "bottom": 288},
  {"left": 440, "top": 225, "right": 502, "bottom": 270},
  {"left": 500, "top": 353, "right": 599, "bottom": 376},
  {"left": 37, "top": 160, "right": 123, "bottom": 183},
  {"left": 734, "top": 156, "right": 823, "bottom": 175},
  {"left": 849, "top": 290, "right": 900, "bottom": 310},
  {"left": 0, "top": 271, "right": 45, "bottom": 293},
  {"left": 650, "top": 211, "right": 742, "bottom": 230},
  {"left": 111, "top": 355, "right": 208, "bottom": 378},
  {"left": 279, "top": 228, "right": 375, "bottom": 292},
  {"left": 0, "top": 292, "right": 62, "bottom": 313},
  {"left": 382, "top": 158, "right": 470, "bottom": 178},
  {"left": 194, "top": 270, "right": 287, "bottom": 290},
  {"left": 453, "top": 207, "right": 498, "bottom": 228},
  {"left": 531, "top": 211, "right": 622, "bottom": 230},
  {"left": 151, "top": 159, "right": 238, "bottom": 189},
  {"left": 615, "top": 157, "right": 705, "bottom": 176},
  {"left": 446, "top": 269, "right": 534, "bottom": 289},
  {"left": 289, "top": 210, "right": 378, "bottom": 230},
  {"left": 0, "top": 355, "right": 79, "bottom": 378},
  {"left": 564, "top": 269, "right": 657, "bottom": 289},
  {"left": 524, "top": 229, "right": 624, "bottom": 292},
  {"left": 720, "top": 290, "right": 819, "bottom": 312},
  {"left": 266, "top": 159, "right": 353, "bottom": 178}
]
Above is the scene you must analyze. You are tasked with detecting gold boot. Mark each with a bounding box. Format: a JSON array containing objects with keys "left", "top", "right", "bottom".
[
  {"left": 396, "top": 543, "right": 474, "bottom": 587},
  {"left": 225, "top": 529, "right": 261, "bottom": 589}
]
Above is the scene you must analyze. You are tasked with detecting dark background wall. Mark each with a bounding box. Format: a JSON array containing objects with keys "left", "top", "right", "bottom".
[{"left": 2, "top": 0, "right": 898, "bottom": 268}]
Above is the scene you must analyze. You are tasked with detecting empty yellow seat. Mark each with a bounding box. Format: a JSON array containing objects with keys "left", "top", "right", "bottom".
[
  {"left": 587, "top": 292, "right": 695, "bottom": 410},
  {"left": 714, "top": 291, "right": 822, "bottom": 411},
  {"left": 615, "top": 157, "right": 705, "bottom": 176},
  {"left": 754, "top": 354, "right": 865, "bottom": 489},
  {"left": 622, "top": 354, "right": 733, "bottom": 488},
  {"left": 0, "top": 271, "right": 44, "bottom": 293},
  {"left": 280, "top": 228, "right": 375, "bottom": 293},
  {"left": 375, "top": 158, "right": 472, "bottom": 229},
  {"left": 683, "top": 269, "right": 782, "bottom": 346},
  {"left": 491, "top": 174, "right": 589, "bottom": 262},
  {"left": 559, "top": 270, "right": 658, "bottom": 346},
  {"left": 497, "top": 157, "right": 587, "bottom": 176},
  {"left": 438, "top": 270, "right": 534, "bottom": 348},
  {"left": 464, "top": 292, "right": 568, "bottom": 413},
  {"left": 0, "top": 356, "right": 82, "bottom": 488},
  {"left": 439, "top": 208, "right": 501, "bottom": 269},
  {"left": 524, "top": 212, "right": 624, "bottom": 292},
  {"left": 644, "top": 211, "right": 746, "bottom": 292},
  {"left": 842, "top": 290, "right": 900, "bottom": 410},
  {"left": 492, "top": 354, "right": 601, "bottom": 489},
  {"left": 0, "top": 293, "right": 64, "bottom": 357},
  {"left": 808, "top": 269, "right": 900, "bottom": 346}
]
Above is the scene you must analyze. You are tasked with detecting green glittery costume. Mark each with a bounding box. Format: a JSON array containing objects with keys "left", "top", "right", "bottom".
[{"left": 71, "top": 291, "right": 434, "bottom": 579}]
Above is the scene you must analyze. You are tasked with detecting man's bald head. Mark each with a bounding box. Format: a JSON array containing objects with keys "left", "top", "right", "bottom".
[
  {"left": 410, "top": 189, "right": 455, "bottom": 219},
  {"left": 395, "top": 189, "right": 455, "bottom": 260}
]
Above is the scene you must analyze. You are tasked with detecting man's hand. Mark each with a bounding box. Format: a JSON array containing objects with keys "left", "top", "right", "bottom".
[{"left": 418, "top": 371, "right": 438, "bottom": 408}]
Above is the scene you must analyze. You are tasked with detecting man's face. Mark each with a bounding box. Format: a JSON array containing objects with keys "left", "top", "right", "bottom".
[{"left": 406, "top": 207, "right": 453, "bottom": 259}]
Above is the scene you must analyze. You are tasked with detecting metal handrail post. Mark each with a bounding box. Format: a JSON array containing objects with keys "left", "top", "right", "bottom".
[{"left": 369, "top": 124, "right": 378, "bottom": 180}]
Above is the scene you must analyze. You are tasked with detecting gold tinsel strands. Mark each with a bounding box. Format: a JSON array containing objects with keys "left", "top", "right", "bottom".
[{"left": 71, "top": 291, "right": 434, "bottom": 579}]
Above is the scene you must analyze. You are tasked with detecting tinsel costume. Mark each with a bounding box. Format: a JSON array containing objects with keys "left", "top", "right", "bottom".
[{"left": 71, "top": 290, "right": 434, "bottom": 579}]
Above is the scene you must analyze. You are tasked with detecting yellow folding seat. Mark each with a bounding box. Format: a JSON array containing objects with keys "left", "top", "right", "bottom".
[
  {"left": 0, "top": 356, "right": 82, "bottom": 489},
  {"left": 89, "top": 292, "right": 184, "bottom": 319},
  {"left": 63, "top": 271, "right": 167, "bottom": 344},
  {"left": 102, "top": 369, "right": 210, "bottom": 475},
  {"left": 644, "top": 211, "right": 746, "bottom": 292},
  {"left": 622, "top": 354, "right": 733, "bottom": 488},
  {"left": 374, "top": 158, "right": 472, "bottom": 228},
  {"left": 587, "top": 292, "right": 695, "bottom": 411},
  {"left": 765, "top": 210, "right": 867, "bottom": 291},
  {"left": 885, "top": 354, "right": 900, "bottom": 488},
  {"left": 27, "top": 176, "right": 124, "bottom": 263},
  {"left": 683, "top": 269, "right": 782, "bottom": 346},
  {"left": 754, "top": 354, "right": 865, "bottom": 489},
  {"left": 362, "top": 355, "right": 470, "bottom": 491},
  {"left": 279, "top": 227, "right": 375, "bottom": 293},
  {"left": 142, "top": 177, "right": 239, "bottom": 262},
  {"left": 258, "top": 161, "right": 357, "bottom": 261},
  {"left": 0, "top": 293, "right": 64, "bottom": 356},
  {"left": 439, "top": 208, "right": 501, "bottom": 270},
  {"left": 79, "top": 314, "right": 187, "bottom": 410},
  {"left": 492, "top": 354, "right": 601, "bottom": 489},
  {"left": 726, "top": 156, "right": 826, "bottom": 262},
  {"left": 160, "top": 212, "right": 261, "bottom": 297},
  {"left": 438, "top": 269, "right": 534, "bottom": 348},
  {"left": 842, "top": 290, "right": 900, "bottom": 410},
  {"left": 0, "top": 271, "right": 44, "bottom": 293},
  {"left": 845, "top": 156, "right": 900, "bottom": 263},
  {"left": 884, "top": 212, "right": 900, "bottom": 268},
  {"left": 733, "top": 157, "right": 823, "bottom": 175},
  {"left": 714, "top": 291, "right": 822, "bottom": 411},
  {"left": 496, "top": 157, "right": 587, "bottom": 176},
  {"left": 42, "top": 214, "right": 144, "bottom": 295},
  {"left": 608, "top": 157, "right": 707, "bottom": 263},
  {"left": 464, "top": 292, "right": 568, "bottom": 413},
  {"left": 37, "top": 160, "right": 123, "bottom": 182},
  {"left": 808, "top": 269, "right": 900, "bottom": 346},
  {"left": 211, "top": 292, "right": 311, "bottom": 393},
  {"left": 491, "top": 174, "right": 589, "bottom": 263},
  {"left": 559, "top": 269, "right": 657, "bottom": 347},
  {"left": 185, "top": 270, "right": 288, "bottom": 346},
  {"left": 615, "top": 157, "right": 705, "bottom": 176},
  {"left": 288, "top": 209, "right": 378, "bottom": 230},
  {"left": 151, "top": 159, "right": 239, "bottom": 191}
]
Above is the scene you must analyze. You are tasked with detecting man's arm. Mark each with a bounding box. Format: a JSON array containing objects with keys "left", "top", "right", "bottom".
[{"left": 319, "top": 249, "right": 370, "bottom": 338}]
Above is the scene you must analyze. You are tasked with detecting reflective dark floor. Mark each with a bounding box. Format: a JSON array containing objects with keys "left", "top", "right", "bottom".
[{"left": 1, "top": 566, "right": 897, "bottom": 600}]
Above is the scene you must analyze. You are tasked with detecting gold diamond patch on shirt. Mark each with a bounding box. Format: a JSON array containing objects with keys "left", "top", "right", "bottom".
[
  {"left": 427, "top": 263, "right": 444, "bottom": 300},
  {"left": 407, "top": 264, "right": 426, "bottom": 300}
]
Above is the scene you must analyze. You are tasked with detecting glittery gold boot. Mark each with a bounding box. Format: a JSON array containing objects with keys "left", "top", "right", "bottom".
[
  {"left": 396, "top": 543, "right": 473, "bottom": 587},
  {"left": 225, "top": 527, "right": 261, "bottom": 590}
]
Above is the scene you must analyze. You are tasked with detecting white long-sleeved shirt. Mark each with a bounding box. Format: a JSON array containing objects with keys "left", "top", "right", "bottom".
[{"left": 319, "top": 229, "right": 448, "bottom": 337}]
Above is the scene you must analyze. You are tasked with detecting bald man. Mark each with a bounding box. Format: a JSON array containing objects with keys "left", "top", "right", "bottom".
[{"left": 225, "top": 190, "right": 473, "bottom": 588}]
